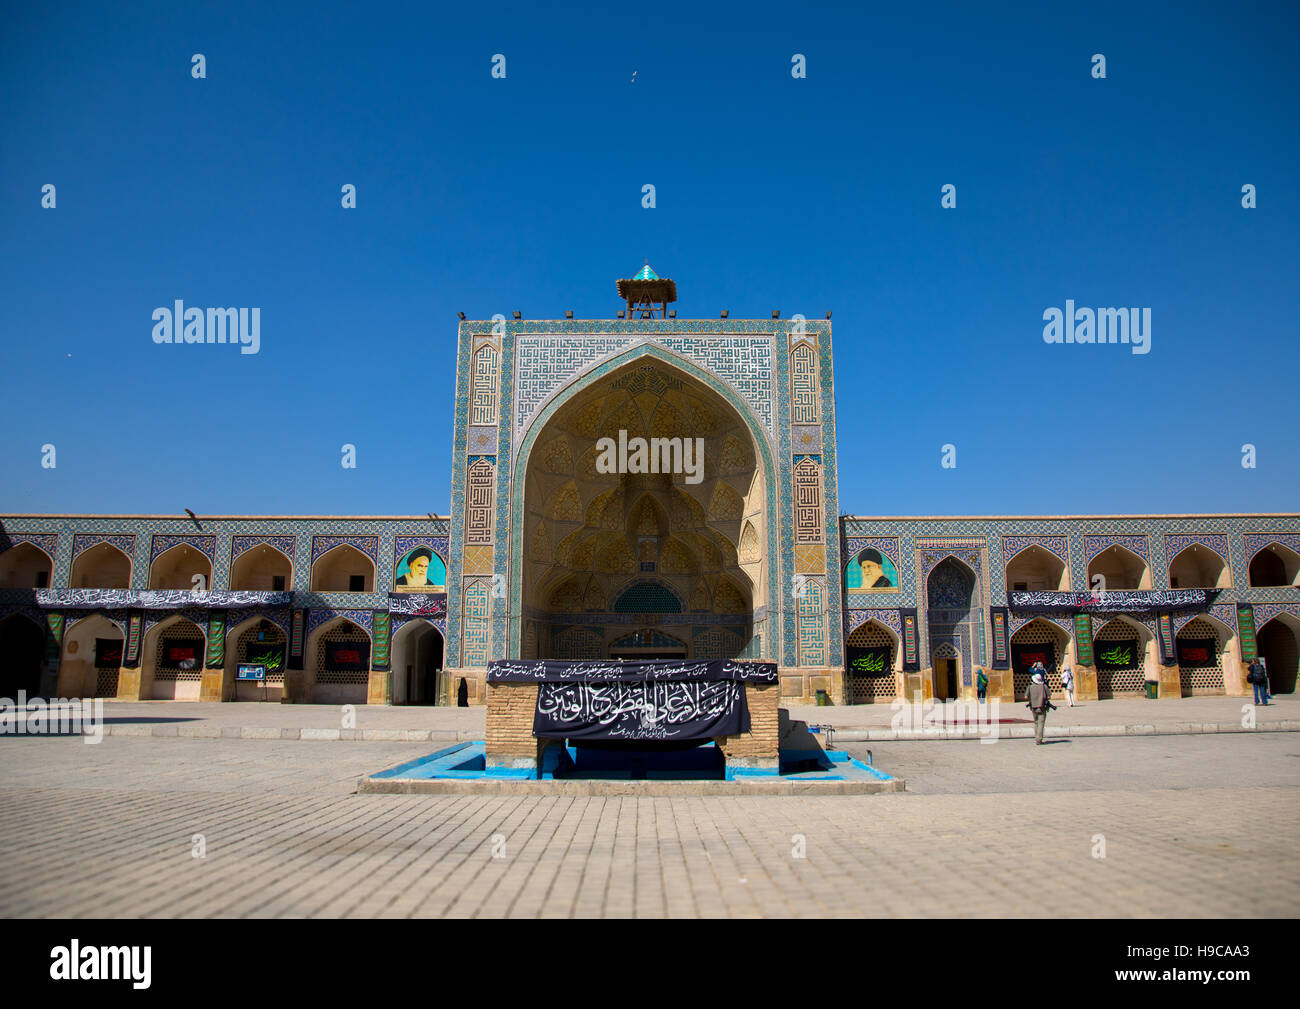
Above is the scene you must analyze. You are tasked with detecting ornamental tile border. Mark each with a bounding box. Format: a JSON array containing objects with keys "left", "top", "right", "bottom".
[{"left": 149, "top": 534, "right": 217, "bottom": 564}]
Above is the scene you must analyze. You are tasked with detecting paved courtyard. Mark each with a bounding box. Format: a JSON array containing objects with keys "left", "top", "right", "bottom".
[{"left": 0, "top": 730, "right": 1295, "bottom": 917}]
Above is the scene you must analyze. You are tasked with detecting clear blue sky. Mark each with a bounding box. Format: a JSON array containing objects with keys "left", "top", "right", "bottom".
[{"left": 2, "top": 0, "right": 1297, "bottom": 517}]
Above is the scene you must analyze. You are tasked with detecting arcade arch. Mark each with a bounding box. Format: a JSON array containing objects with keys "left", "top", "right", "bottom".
[
  {"left": 1005, "top": 545, "right": 1067, "bottom": 592},
  {"left": 1087, "top": 545, "right": 1150, "bottom": 591},
  {"left": 149, "top": 544, "right": 213, "bottom": 591},
  {"left": 229, "top": 545, "right": 293, "bottom": 591},
  {"left": 0, "top": 543, "right": 53, "bottom": 589},
  {"left": 1167, "top": 545, "right": 1229, "bottom": 589},
  {"left": 311, "top": 545, "right": 374, "bottom": 592},
  {"left": 1092, "top": 615, "right": 1155, "bottom": 697},
  {"left": 70, "top": 543, "right": 131, "bottom": 589},
  {"left": 58, "top": 614, "right": 124, "bottom": 698}
]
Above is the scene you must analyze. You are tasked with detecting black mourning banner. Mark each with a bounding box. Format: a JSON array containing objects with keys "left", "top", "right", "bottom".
[
  {"left": 534, "top": 680, "right": 749, "bottom": 741},
  {"left": 1007, "top": 588, "right": 1214, "bottom": 615},
  {"left": 1176, "top": 637, "right": 1217, "bottom": 668},
  {"left": 487, "top": 658, "right": 778, "bottom": 684},
  {"left": 166, "top": 642, "right": 200, "bottom": 670},
  {"left": 847, "top": 645, "right": 892, "bottom": 677},
  {"left": 95, "top": 637, "right": 122, "bottom": 668},
  {"left": 387, "top": 592, "right": 447, "bottom": 617},
  {"left": 1095, "top": 639, "right": 1139, "bottom": 670},
  {"left": 1011, "top": 640, "right": 1055, "bottom": 676},
  {"left": 325, "top": 640, "right": 370, "bottom": 671}
]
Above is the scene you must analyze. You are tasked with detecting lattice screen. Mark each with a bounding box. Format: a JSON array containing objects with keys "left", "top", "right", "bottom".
[
  {"left": 1011, "top": 622, "right": 1066, "bottom": 700},
  {"left": 94, "top": 667, "right": 119, "bottom": 697},
  {"left": 236, "top": 623, "right": 287, "bottom": 684},
  {"left": 1176, "top": 617, "right": 1226, "bottom": 694},
  {"left": 1094, "top": 621, "right": 1146, "bottom": 695},
  {"left": 315, "top": 625, "right": 370, "bottom": 684},
  {"left": 848, "top": 623, "right": 896, "bottom": 703}
]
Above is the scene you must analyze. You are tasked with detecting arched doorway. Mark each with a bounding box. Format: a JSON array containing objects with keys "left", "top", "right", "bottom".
[
  {"left": 1087, "top": 545, "right": 1150, "bottom": 591},
  {"left": 0, "top": 615, "right": 44, "bottom": 697},
  {"left": 0, "top": 543, "right": 53, "bottom": 589},
  {"left": 1010, "top": 618, "right": 1071, "bottom": 700},
  {"left": 390, "top": 620, "right": 444, "bottom": 704},
  {"left": 1174, "top": 615, "right": 1232, "bottom": 695},
  {"left": 149, "top": 544, "right": 213, "bottom": 591},
  {"left": 229, "top": 544, "right": 293, "bottom": 591},
  {"left": 1249, "top": 543, "right": 1300, "bottom": 587},
  {"left": 1093, "top": 616, "right": 1155, "bottom": 697},
  {"left": 927, "top": 556, "right": 979, "bottom": 701},
  {"left": 70, "top": 543, "right": 131, "bottom": 588},
  {"left": 141, "top": 615, "right": 206, "bottom": 700},
  {"left": 58, "top": 614, "right": 124, "bottom": 698},
  {"left": 305, "top": 617, "right": 370, "bottom": 704},
  {"left": 845, "top": 620, "right": 900, "bottom": 704},
  {"left": 223, "top": 617, "right": 289, "bottom": 701},
  {"left": 931, "top": 642, "right": 960, "bottom": 701},
  {"left": 515, "top": 356, "right": 769, "bottom": 662},
  {"left": 1257, "top": 613, "right": 1300, "bottom": 695}
]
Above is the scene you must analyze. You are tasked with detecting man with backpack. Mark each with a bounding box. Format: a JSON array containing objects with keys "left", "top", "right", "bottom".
[
  {"left": 1026, "top": 666, "right": 1056, "bottom": 744},
  {"left": 976, "top": 666, "right": 989, "bottom": 703},
  {"left": 1247, "top": 658, "right": 1270, "bottom": 706}
]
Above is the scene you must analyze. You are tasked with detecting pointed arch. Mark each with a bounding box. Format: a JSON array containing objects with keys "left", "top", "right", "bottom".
[
  {"left": 1248, "top": 542, "right": 1300, "bottom": 587},
  {"left": 511, "top": 344, "right": 778, "bottom": 661},
  {"left": 390, "top": 619, "right": 445, "bottom": 704},
  {"left": 223, "top": 616, "right": 290, "bottom": 700},
  {"left": 58, "top": 613, "right": 124, "bottom": 698},
  {"left": 1004, "top": 543, "right": 1067, "bottom": 592},
  {"left": 1093, "top": 615, "right": 1156, "bottom": 697},
  {"left": 1010, "top": 617, "right": 1072, "bottom": 699},
  {"left": 306, "top": 616, "right": 371, "bottom": 704},
  {"left": 310, "top": 544, "right": 375, "bottom": 592},
  {"left": 69, "top": 542, "right": 132, "bottom": 589},
  {"left": 229, "top": 542, "right": 293, "bottom": 591},
  {"left": 1175, "top": 614, "right": 1232, "bottom": 695},
  {"left": 0, "top": 542, "right": 54, "bottom": 589},
  {"left": 142, "top": 614, "right": 207, "bottom": 700},
  {"left": 149, "top": 542, "right": 214, "bottom": 591},
  {"left": 1087, "top": 544, "right": 1150, "bottom": 591},
  {"left": 1167, "top": 543, "right": 1229, "bottom": 590}
]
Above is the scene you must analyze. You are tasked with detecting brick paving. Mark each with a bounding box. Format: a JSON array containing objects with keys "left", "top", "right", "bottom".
[{"left": 0, "top": 733, "right": 1295, "bottom": 917}]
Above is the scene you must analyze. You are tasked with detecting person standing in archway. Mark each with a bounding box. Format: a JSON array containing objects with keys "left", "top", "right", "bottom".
[
  {"left": 975, "top": 666, "right": 988, "bottom": 704},
  {"left": 1061, "top": 662, "right": 1075, "bottom": 707}
]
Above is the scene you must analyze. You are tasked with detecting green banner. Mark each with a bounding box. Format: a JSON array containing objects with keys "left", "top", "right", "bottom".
[
  {"left": 1074, "top": 613, "right": 1094, "bottom": 666},
  {"left": 1237, "top": 605, "right": 1257, "bottom": 662},
  {"left": 206, "top": 611, "right": 226, "bottom": 668},
  {"left": 372, "top": 611, "right": 391, "bottom": 670}
]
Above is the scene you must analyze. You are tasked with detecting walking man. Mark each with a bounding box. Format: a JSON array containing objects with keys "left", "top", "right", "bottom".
[
  {"left": 976, "top": 666, "right": 988, "bottom": 704},
  {"left": 1026, "top": 669, "right": 1055, "bottom": 744}
]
